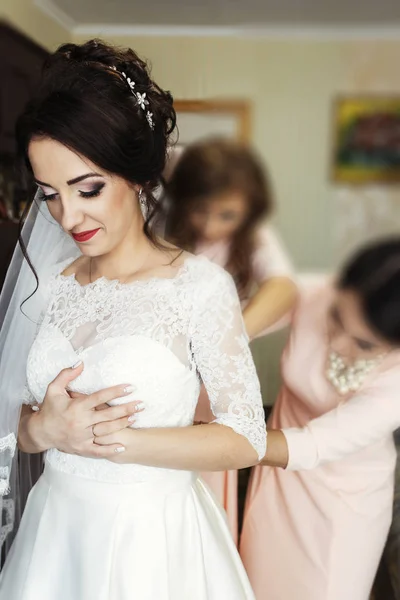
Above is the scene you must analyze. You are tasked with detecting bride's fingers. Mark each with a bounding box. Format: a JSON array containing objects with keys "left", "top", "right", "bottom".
[
  {"left": 48, "top": 362, "right": 84, "bottom": 396},
  {"left": 69, "top": 391, "right": 86, "bottom": 400},
  {"left": 69, "top": 399, "right": 109, "bottom": 410},
  {"left": 91, "top": 415, "right": 138, "bottom": 437},
  {"left": 89, "top": 442, "right": 126, "bottom": 458},
  {"left": 92, "top": 401, "right": 144, "bottom": 425},
  {"left": 83, "top": 384, "right": 135, "bottom": 410}
]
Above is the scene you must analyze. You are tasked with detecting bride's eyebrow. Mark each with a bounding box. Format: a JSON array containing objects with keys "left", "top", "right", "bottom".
[{"left": 35, "top": 173, "right": 104, "bottom": 187}]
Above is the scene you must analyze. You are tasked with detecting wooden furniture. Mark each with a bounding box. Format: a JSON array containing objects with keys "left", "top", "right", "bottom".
[{"left": 0, "top": 23, "right": 48, "bottom": 158}]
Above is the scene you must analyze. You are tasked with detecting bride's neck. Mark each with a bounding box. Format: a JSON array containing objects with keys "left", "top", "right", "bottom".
[{"left": 90, "top": 228, "right": 154, "bottom": 282}]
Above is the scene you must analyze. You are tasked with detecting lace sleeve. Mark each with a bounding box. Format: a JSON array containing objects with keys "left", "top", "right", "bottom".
[{"left": 190, "top": 265, "right": 266, "bottom": 460}]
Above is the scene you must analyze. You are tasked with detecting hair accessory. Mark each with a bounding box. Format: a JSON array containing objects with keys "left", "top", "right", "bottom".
[
  {"left": 111, "top": 66, "right": 154, "bottom": 130},
  {"left": 146, "top": 112, "right": 154, "bottom": 129},
  {"left": 121, "top": 72, "right": 136, "bottom": 92},
  {"left": 136, "top": 92, "right": 149, "bottom": 110}
]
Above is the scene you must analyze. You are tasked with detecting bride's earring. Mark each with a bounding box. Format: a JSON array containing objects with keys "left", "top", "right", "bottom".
[{"left": 138, "top": 188, "right": 148, "bottom": 219}]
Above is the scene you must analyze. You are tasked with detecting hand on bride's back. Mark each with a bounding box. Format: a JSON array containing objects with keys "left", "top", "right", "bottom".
[{"left": 36, "top": 361, "right": 143, "bottom": 458}]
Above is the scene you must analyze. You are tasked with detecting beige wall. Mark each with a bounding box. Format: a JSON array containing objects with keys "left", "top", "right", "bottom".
[
  {"left": 70, "top": 36, "right": 342, "bottom": 270},
  {"left": 1, "top": 0, "right": 70, "bottom": 50},
  {"left": 71, "top": 33, "right": 400, "bottom": 269}
]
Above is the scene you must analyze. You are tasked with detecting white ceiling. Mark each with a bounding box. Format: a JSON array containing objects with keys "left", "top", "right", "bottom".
[{"left": 35, "top": 0, "right": 400, "bottom": 34}]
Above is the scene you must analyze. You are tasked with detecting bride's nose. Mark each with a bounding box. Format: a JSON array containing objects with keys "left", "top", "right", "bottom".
[{"left": 60, "top": 198, "right": 85, "bottom": 232}]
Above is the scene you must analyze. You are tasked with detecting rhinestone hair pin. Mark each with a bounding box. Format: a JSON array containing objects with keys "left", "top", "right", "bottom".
[{"left": 111, "top": 67, "right": 154, "bottom": 130}]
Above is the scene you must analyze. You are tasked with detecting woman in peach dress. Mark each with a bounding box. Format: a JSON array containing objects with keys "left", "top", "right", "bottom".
[
  {"left": 241, "top": 238, "right": 400, "bottom": 600},
  {"left": 166, "top": 138, "right": 297, "bottom": 541}
]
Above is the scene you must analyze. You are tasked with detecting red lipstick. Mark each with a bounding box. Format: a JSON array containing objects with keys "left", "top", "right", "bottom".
[{"left": 71, "top": 229, "right": 100, "bottom": 243}]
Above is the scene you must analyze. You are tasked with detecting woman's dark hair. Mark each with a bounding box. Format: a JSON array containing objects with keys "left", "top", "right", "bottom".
[
  {"left": 165, "top": 137, "right": 273, "bottom": 296},
  {"left": 16, "top": 39, "right": 176, "bottom": 289},
  {"left": 338, "top": 238, "right": 400, "bottom": 345}
]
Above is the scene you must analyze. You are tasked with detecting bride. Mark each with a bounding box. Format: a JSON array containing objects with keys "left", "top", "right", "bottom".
[{"left": 0, "top": 40, "right": 265, "bottom": 599}]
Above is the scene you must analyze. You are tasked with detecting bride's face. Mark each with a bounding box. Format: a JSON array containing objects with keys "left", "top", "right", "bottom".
[{"left": 28, "top": 137, "right": 141, "bottom": 256}]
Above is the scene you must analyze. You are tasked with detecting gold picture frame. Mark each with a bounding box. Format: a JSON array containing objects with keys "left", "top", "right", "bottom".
[
  {"left": 173, "top": 99, "right": 252, "bottom": 145},
  {"left": 332, "top": 95, "right": 400, "bottom": 184}
]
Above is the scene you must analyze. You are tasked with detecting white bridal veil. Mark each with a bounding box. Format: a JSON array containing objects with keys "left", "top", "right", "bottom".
[{"left": 0, "top": 196, "right": 79, "bottom": 556}]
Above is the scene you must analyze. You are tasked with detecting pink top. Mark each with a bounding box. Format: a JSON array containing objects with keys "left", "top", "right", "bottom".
[
  {"left": 240, "top": 280, "right": 398, "bottom": 600},
  {"left": 196, "top": 225, "right": 294, "bottom": 299},
  {"left": 276, "top": 283, "right": 400, "bottom": 480}
]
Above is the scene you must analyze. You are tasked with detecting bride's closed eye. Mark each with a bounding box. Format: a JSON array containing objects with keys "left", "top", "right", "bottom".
[
  {"left": 36, "top": 188, "right": 57, "bottom": 202},
  {"left": 78, "top": 183, "right": 105, "bottom": 199},
  {"left": 37, "top": 183, "right": 106, "bottom": 202}
]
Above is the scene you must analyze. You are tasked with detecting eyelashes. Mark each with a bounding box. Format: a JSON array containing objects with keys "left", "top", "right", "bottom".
[
  {"left": 80, "top": 184, "right": 105, "bottom": 198},
  {"left": 355, "top": 339, "right": 375, "bottom": 352},
  {"left": 37, "top": 189, "right": 55, "bottom": 202},
  {"left": 37, "top": 183, "right": 105, "bottom": 202}
]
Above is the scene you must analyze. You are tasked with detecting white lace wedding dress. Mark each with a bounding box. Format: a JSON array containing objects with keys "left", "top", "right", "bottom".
[{"left": 0, "top": 255, "right": 265, "bottom": 600}]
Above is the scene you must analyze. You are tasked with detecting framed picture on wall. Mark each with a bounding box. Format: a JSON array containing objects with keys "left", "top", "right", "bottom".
[
  {"left": 163, "top": 99, "right": 251, "bottom": 179},
  {"left": 173, "top": 99, "right": 251, "bottom": 146},
  {"left": 332, "top": 95, "right": 400, "bottom": 184}
]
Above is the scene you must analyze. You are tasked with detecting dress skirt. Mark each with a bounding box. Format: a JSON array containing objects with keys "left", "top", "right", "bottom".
[{"left": 0, "top": 463, "right": 255, "bottom": 600}]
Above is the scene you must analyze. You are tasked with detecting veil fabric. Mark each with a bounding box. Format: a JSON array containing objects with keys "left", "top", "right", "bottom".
[{"left": 0, "top": 196, "right": 79, "bottom": 558}]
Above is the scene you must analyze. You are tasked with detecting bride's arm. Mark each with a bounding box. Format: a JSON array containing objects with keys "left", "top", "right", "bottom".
[
  {"left": 101, "top": 423, "right": 286, "bottom": 471},
  {"left": 105, "top": 422, "right": 260, "bottom": 470},
  {"left": 111, "top": 362, "right": 400, "bottom": 471},
  {"left": 98, "top": 267, "right": 266, "bottom": 470}
]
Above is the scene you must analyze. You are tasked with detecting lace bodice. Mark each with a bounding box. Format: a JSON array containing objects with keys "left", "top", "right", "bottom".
[{"left": 23, "top": 256, "right": 266, "bottom": 483}]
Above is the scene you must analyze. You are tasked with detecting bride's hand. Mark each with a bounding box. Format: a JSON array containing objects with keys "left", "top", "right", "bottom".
[
  {"left": 93, "top": 428, "right": 134, "bottom": 463},
  {"left": 31, "top": 361, "right": 143, "bottom": 458}
]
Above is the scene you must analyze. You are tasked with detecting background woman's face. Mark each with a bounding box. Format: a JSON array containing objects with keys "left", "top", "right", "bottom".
[
  {"left": 189, "top": 191, "right": 249, "bottom": 244},
  {"left": 29, "top": 137, "right": 141, "bottom": 257},
  {"left": 328, "top": 288, "right": 392, "bottom": 361}
]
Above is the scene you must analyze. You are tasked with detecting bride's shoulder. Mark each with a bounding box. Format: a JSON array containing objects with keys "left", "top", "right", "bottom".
[
  {"left": 185, "top": 255, "right": 236, "bottom": 296},
  {"left": 187, "top": 254, "right": 229, "bottom": 279},
  {"left": 38, "top": 256, "right": 84, "bottom": 297}
]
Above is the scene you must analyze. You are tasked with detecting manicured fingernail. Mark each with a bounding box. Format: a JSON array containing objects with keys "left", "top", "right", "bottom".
[
  {"left": 72, "top": 360, "right": 83, "bottom": 369},
  {"left": 115, "top": 446, "right": 126, "bottom": 453},
  {"left": 31, "top": 405, "right": 40, "bottom": 412},
  {"left": 128, "top": 402, "right": 144, "bottom": 421},
  {"left": 123, "top": 385, "right": 136, "bottom": 394}
]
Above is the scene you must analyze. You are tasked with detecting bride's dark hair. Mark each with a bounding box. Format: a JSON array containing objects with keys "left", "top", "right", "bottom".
[{"left": 15, "top": 39, "right": 176, "bottom": 290}]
